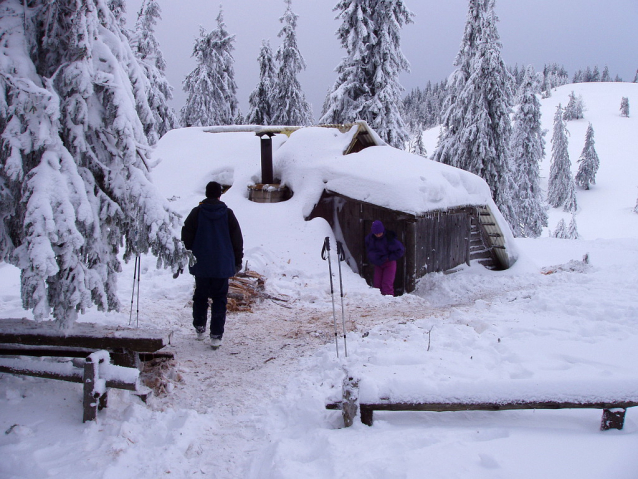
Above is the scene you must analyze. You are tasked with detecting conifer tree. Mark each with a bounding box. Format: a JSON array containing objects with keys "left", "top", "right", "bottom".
[
  {"left": 563, "top": 91, "right": 585, "bottom": 121},
  {"left": 132, "top": 0, "right": 180, "bottom": 143},
  {"left": 548, "top": 104, "right": 577, "bottom": 210},
  {"left": 320, "top": 0, "right": 413, "bottom": 148},
  {"left": 634, "top": 69, "right": 638, "bottom": 83},
  {"left": 509, "top": 66, "right": 547, "bottom": 237},
  {"left": 247, "top": 41, "right": 277, "bottom": 125},
  {"left": 601, "top": 65, "right": 611, "bottom": 82},
  {"left": 620, "top": 97, "right": 630, "bottom": 117},
  {"left": 271, "top": 0, "right": 313, "bottom": 126},
  {"left": 591, "top": 65, "right": 601, "bottom": 82},
  {"left": 432, "top": 0, "right": 516, "bottom": 222},
  {"left": 0, "top": 0, "right": 189, "bottom": 326},
  {"left": 552, "top": 218, "right": 567, "bottom": 238},
  {"left": 181, "top": 8, "right": 240, "bottom": 127},
  {"left": 566, "top": 215, "right": 579, "bottom": 239},
  {"left": 575, "top": 123, "right": 600, "bottom": 190}
]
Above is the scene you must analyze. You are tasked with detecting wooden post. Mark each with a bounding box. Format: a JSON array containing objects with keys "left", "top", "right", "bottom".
[
  {"left": 83, "top": 357, "right": 98, "bottom": 422},
  {"left": 360, "top": 405, "right": 374, "bottom": 426},
  {"left": 601, "top": 408, "right": 626, "bottom": 430},
  {"left": 342, "top": 376, "right": 359, "bottom": 427}
]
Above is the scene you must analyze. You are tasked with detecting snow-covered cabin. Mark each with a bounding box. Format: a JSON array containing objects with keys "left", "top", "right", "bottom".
[{"left": 274, "top": 122, "right": 517, "bottom": 294}]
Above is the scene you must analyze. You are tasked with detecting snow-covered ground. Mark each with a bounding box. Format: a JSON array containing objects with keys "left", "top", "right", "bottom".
[{"left": 1, "top": 82, "right": 637, "bottom": 478}]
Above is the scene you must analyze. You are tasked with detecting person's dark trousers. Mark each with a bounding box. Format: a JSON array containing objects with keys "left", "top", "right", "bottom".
[{"left": 192, "top": 277, "right": 229, "bottom": 338}]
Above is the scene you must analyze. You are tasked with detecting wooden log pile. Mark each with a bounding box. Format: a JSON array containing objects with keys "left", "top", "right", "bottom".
[{"left": 227, "top": 268, "right": 288, "bottom": 312}]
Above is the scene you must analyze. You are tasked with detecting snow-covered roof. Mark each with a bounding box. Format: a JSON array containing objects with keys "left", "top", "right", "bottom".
[{"left": 276, "top": 125, "right": 497, "bottom": 215}]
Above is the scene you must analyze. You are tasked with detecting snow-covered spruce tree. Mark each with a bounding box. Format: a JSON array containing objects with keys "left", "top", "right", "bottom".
[
  {"left": 547, "top": 104, "right": 577, "bottom": 210},
  {"left": 247, "top": 41, "right": 277, "bottom": 125},
  {"left": 620, "top": 97, "right": 630, "bottom": 117},
  {"left": 575, "top": 123, "right": 600, "bottom": 190},
  {"left": 320, "top": 0, "right": 413, "bottom": 148},
  {"left": 131, "top": 0, "right": 180, "bottom": 143},
  {"left": 601, "top": 65, "right": 611, "bottom": 82},
  {"left": 552, "top": 218, "right": 567, "bottom": 238},
  {"left": 563, "top": 91, "right": 584, "bottom": 121},
  {"left": 591, "top": 65, "right": 600, "bottom": 82},
  {"left": 509, "top": 65, "right": 547, "bottom": 237},
  {"left": 408, "top": 124, "right": 427, "bottom": 157},
  {"left": 0, "top": 0, "right": 188, "bottom": 326},
  {"left": 271, "top": 0, "right": 313, "bottom": 126},
  {"left": 432, "top": 0, "right": 517, "bottom": 224},
  {"left": 566, "top": 215, "right": 579, "bottom": 239},
  {"left": 108, "top": 0, "right": 131, "bottom": 38},
  {"left": 181, "top": 8, "right": 240, "bottom": 127}
]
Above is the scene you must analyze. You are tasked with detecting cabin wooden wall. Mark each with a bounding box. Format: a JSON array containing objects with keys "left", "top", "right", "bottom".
[{"left": 307, "top": 192, "right": 479, "bottom": 295}]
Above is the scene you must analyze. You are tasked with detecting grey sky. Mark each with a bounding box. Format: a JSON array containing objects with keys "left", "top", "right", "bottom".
[{"left": 125, "top": 0, "right": 637, "bottom": 122}]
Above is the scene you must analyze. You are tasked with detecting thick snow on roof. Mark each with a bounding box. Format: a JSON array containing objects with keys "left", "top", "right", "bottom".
[{"left": 276, "top": 126, "right": 495, "bottom": 216}]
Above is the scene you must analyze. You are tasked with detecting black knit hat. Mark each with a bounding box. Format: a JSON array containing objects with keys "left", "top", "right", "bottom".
[{"left": 205, "top": 181, "right": 222, "bottom": 198}]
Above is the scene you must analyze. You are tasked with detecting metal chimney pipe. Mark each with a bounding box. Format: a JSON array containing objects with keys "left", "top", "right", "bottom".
[{"left": 257, "top": 132, "right": 275, "bottom": 184}]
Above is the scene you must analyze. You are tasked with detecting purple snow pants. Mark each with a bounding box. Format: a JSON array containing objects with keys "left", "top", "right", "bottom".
[{"left": 373, "top": 260, "right": 397, "bottom": 296}]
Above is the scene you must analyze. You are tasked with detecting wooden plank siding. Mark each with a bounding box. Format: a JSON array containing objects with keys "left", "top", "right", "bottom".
[{"left": 307, "top": 191, "right": 503, "bottom": 294}]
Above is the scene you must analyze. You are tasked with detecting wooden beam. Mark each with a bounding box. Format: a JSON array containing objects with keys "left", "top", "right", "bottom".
[
  {"left": 358, "top": 401, "right": 638, "bottom": 427},
  {"left": 0, "top": 318, "right": 172, "bottom": 352}
]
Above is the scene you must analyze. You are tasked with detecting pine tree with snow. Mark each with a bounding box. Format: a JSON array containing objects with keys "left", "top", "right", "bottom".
[
  {"left": 432, "top": 0, "right": 516, "bottom": 223},
  {"left": 634, "top": 69, "right": 638, "bottom": 83},
  {"left": 247, "top": 41, "right": 278, "bottom": 125},
  {"left": 271, "top": 0, "right": 313, "bottom": 126},
  {"left": 407, "top": 122, "right": 427, "bottom": 157},
  {"left": 563, "top": 91, "right": 585, "bottom": 121},
  {"left": 320, "top": 0, "right": 413, "bottom": 148},
  {"left": 601, "top": 65, "right": 611, "bottom": 82},
  {"left": 566, "top": 215, "right": 579, "bottom": 239},
  {"left": 591, "top": 65, "right": 600, "bottom": 82},
  {"left": 563, "top": 178, "right": 578, "bottom": 213},
  {"left": 181, "top": 8, "right": 240, "bottom": 127},
  {"left": 108, "top": 0, "right": 131, "bottom": 37},
  {"left": 131, "top": 0, "right": 180, "bottom": 143},
  {"left": 0, "top": 0, "right": 189, "bottom": 326},
  {"left": 575, "top": 123, "right": 600, "bottom": 190},
  {"left": 509, "top": 65, "right": 547, "bottom": 237},
  {"left": 620, "top": 97, "right": 630, "bottom": 117},
  {"left": 548, "top": 104, "right": 577, "bottom": 210},
  {"left": 552, "top": 218, "right": 567, "bottom": 238}
]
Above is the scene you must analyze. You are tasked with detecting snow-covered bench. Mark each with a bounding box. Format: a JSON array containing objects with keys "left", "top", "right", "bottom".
[
  {"left": 0, "top": 318, "right": 175, "bottom": 421},
  {"left": 326, "top": 371, "right": 638, "bottom": 430},
  {"left": 0, "top": 350, "right": 150, "bottom": 422}
]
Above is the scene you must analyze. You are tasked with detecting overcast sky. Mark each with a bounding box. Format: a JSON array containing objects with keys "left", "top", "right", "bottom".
[{"left": 125, "top": 0, "right": 637, "bottom": 122}]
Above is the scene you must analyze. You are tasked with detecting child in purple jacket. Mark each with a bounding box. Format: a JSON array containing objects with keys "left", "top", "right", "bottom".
[{"left": 365, "top": 220, "right": 405, "bottom": 296}]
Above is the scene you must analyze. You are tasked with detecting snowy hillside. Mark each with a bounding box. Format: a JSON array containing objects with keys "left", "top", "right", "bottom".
[{"left": 1, "top": 82, "right": 638, "bottom": 478}]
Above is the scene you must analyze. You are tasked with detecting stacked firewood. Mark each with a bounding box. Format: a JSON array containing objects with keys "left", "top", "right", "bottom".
[{"left": 227, "top": 269, "right": 267, "bottom": 312}]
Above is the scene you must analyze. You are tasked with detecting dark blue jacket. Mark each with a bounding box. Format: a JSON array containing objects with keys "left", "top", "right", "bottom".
[
  {"left": 365, "top": 230, "right": 405, "bottom": 267},
  {"left": 181, "top": 198, "right": 243, "bottom": 278}
]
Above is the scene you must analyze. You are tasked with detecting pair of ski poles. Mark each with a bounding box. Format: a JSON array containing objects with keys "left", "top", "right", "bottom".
[{"left": 321, "top": 237, "right": 348, "bottom": 358}]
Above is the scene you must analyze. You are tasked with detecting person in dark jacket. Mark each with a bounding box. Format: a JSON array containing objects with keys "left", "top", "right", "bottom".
[
  {"left": 181, "top": 181, "right": 243, "bottom": 349},
  {"left": 365, "top": 220, "right": 405, "bottom": 296}
]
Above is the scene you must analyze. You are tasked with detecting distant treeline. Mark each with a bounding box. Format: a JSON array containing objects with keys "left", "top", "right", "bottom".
[{"left": 402, "top": 64, "right": 637, "bottom": 132}]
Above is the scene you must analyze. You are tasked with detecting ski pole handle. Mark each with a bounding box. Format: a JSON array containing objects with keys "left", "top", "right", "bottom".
[
  {"left": 321, "top": 236, "right": 330, "bottom": 260},
  {"left": 336, "top": 240, "right": 345, "bottom": 261}
]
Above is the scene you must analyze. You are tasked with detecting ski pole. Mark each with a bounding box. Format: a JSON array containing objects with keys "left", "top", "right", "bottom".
[
  {"left": 321, "top": 237, "right": 340, "bottom": 358},
  {"left": 336, "top": 240, "right": 348, "bottom": 357},
  {"left": 129, "top": 255, "right": 141, "bottom": 327},
  {"left": 129, "top": 255, "right": 138, "bottom": 326}
]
